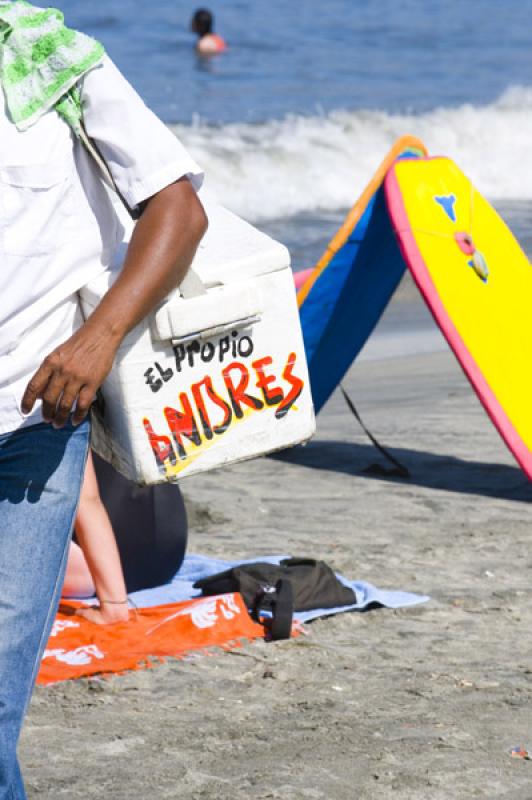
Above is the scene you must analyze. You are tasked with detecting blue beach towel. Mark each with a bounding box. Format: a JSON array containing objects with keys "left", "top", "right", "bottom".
[{"left": 127, "top": 554, "right": 429, "bottom": 623}]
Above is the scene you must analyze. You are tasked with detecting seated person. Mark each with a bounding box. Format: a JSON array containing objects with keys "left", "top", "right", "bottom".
[
  {"left": 63, "top": 451, "right": 188, "bottom": 623},
  {"left": 191, "top": 8, "right": 227, "bottom": 55}
]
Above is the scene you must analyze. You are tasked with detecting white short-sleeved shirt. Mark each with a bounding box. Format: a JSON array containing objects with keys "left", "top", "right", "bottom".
[{"left": 0, "top": 56, "right": 203, "bottom": 434}]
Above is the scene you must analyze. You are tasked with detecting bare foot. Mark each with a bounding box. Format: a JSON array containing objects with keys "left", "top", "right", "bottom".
[{"left": 76, "top": 604, "right": 130, "bottom": 625}]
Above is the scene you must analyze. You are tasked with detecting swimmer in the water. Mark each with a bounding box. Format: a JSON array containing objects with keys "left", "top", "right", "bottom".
[{"left": 191, "top": 8, "right": 227, "bottom": 55}]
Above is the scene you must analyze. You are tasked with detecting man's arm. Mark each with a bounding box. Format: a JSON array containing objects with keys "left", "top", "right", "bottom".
[{"left": 21, "top": 177, "right": 207, "bottom": 428}]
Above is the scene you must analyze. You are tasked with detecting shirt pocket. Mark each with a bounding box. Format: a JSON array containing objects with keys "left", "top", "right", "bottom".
[{"left": 0, "top": 163, "right": 76, "bottom": 257}]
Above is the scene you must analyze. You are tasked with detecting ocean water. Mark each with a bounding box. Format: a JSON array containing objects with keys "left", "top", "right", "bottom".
[{"left": 63, "top": 0, "right": 532, "bottom": 266}]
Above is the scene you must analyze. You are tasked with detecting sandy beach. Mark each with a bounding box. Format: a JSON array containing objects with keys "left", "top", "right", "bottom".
[
  {"left": 21, "top": 316, "right": 532, "bottom": 800},
  {"left": 19, "top": 282, "right": 532, "bottom": 800}
]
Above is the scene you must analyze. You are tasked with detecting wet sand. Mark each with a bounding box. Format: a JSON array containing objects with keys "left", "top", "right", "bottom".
[{"left": 21, "top": 338, "right": 532, "bottom": 799}]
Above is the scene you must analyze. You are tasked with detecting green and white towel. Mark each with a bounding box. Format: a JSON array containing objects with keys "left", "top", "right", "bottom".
[{"left": 0, "top": 0, "right": 104, "bottom": 133}]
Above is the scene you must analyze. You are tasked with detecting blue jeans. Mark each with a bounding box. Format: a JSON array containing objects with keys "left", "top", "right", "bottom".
[{"left": 0, "top": 420, "right": 89, "bottom": 800}]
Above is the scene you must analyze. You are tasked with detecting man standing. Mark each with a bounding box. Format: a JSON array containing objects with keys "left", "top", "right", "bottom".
[{"left": 0, "top": 3, "right": 206, "bottom": 797}]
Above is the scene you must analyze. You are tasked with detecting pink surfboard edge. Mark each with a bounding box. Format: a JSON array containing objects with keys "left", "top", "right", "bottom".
[
  {"left": 384, "top": 160, "right": 532, "bottom": 481},
  {"left": 293, "top": 267, "right": 314, "bottom": 291}
]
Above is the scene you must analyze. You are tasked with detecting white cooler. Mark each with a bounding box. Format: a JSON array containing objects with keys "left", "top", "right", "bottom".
[{"left": 80, "top": 203, "right": 316, "bottom": 484}]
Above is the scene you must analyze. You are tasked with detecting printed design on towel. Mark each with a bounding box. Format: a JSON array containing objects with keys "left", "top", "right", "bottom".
[
  {"left": 42, "top": 645, "right": 105, "bottom": 667},
  {"left": 142, "top": 328, "right": 305, "bottom": 478},
  {"left": 146, "top": 594, "right": 241, "bottom": 635},
  {"left": 50, "top": 619, "right": 81, "bottom": 638}
]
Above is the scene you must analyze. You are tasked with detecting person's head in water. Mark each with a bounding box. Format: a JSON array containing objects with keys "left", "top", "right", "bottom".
[
  {"left": 190, "top": 8, "right": 227, "bottom": 54},
  {"left": 191, "top": 9, "right": 213, "bottom": 38}
]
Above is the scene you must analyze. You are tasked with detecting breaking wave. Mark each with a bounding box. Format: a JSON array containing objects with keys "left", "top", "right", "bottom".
[{"left": 171, "top": 86, "right": 532, "bottom": 222}]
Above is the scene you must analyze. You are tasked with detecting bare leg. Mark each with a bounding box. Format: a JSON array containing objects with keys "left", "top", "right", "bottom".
[{"left": 72, "top": 452, "right": 130, "bottom": 624}]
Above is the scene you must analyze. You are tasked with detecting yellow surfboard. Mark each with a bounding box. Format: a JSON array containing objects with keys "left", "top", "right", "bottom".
[{"left": 385, "top": 157, "right": 532, "bottom": 479}]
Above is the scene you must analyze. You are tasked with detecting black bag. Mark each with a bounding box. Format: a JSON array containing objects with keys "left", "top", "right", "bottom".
[{"left": 194, "top": 558, "right": 356, "bottom": 640}]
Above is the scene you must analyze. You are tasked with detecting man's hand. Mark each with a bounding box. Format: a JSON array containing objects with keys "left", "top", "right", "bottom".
[
  {"left": 21, "top": 319, "right": 119, "bottom": 428},
  {"left": 21, "top": 177, "right": 207, "bottom": 428}
]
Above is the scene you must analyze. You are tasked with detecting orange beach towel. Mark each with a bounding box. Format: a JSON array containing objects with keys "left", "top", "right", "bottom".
[{"left": 37, "top": 593, "right": 265, "bottom": 686}]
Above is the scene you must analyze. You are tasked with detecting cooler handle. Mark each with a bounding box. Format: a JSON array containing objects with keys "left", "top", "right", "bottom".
[
  {"left": 151, "top": 282, "right": 263, "bottom": 342},
  {"left": 171, "top": 315, "right": 261, "bottom": 345},
  {"left": 179, "top": 268, "right": 208, "bottom": 298}
]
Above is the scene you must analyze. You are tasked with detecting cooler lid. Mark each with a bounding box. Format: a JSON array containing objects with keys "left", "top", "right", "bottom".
[
  {"left": 80, "top": 201, "right": 290, "bottom": 307},
  {"left": 194, "top": 202, "right": 290, "bottom": 284}
]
